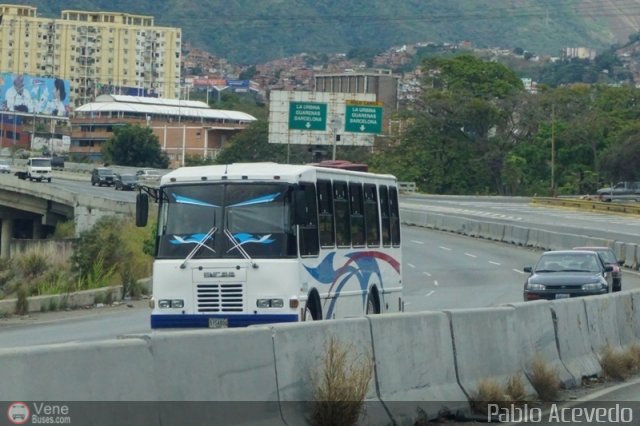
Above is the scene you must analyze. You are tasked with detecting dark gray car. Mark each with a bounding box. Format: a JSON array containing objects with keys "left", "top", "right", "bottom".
[
  {"left": 91, "top": 167, "right": 116, "bottom": 186},
  {"left": 523, "top": 250, "right": 613, "bottom": 301}
]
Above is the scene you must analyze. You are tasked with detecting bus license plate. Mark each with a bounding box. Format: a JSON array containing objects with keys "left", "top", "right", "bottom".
[
  {"left": 208, "top": 318, "right": 228, "bottom": 328},
  {"left": 555, "top": 294, "right": 570, "bottom": 299}
]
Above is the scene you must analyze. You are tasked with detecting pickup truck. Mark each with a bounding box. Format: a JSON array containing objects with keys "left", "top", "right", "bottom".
[{"left": 597, "top": 181, "right": 640, "bottom": 202}]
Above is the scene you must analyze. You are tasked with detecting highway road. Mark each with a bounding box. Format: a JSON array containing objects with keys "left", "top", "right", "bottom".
[
  {"left": 511, "top": 378, "right": 640, "bottom": 425},
  {"left": 2, "top": 222, "right": 640, "bottom": 348},
  {"left": 402, "top": 194, "right": 640, "bottom": 242},
  {"left": 3, "top": 181, "right": 640, "bottom": 347}
]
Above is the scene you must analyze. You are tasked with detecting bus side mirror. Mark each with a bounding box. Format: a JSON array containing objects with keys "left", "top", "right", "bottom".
[
  {"left": 292, "top": 190, "right": 307, "bottom": 226},
  {"left": 136, "top": 193, "right": 149, "bottom": 227}
]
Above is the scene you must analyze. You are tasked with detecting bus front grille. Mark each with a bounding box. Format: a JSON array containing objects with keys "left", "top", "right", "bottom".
[{"left": 196, "top": 283, "right": 244, "bottom": 312}]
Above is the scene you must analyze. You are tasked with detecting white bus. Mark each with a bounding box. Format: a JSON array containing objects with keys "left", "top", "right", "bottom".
[{"left": 136, "top": 162, "right": 402, "bottom": 328}]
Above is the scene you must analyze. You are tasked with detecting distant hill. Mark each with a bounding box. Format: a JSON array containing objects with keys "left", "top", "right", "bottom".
[{"left": 7, "top": 0, "right": 640, "bottom": 64}]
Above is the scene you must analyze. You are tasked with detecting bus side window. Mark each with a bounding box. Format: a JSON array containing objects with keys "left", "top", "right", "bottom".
[
  {"left": 349, "top": 182, "right": 365, "bottom": 247},
  {"left": 317, "top": 180, "right": 335, "bottom": 248},
  {"left": 364, "top": 183, "right": 380, "bottom": 247},
  {"left": 379, "top": 186, "right": 391, "bottom": 247},
  {"left": 389, "top": 186, "right": 401, "bottom": 247},
  {"left": 334, "top": 181, "right": 350, "bottom": 247},
  {"left": 299, "top": 183, "right": 319, "bottom": 257}
]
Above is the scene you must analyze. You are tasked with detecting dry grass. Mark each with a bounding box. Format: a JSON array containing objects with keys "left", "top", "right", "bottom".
[
  {"left": 470, "top": 375, "right": 532, "bottom": 415},
  {"left": 601, "top": 346, "right": 638, "bottom": 380},
  {"left": 469, "top": 378, "right": 509, "bottom": 415},
  {"left": 310, "top": 335, "right": 373, "bottom": 426},
  {"left": 528, "top": 355, "right": 561, "bottom": 401},
  {"left": 505, "top": 374, "right": 528, "bottom": 404}
]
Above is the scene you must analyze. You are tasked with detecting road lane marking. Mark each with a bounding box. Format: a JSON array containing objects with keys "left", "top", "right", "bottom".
[
  {"left": 434, "top": 280, "right": 439, "bottom": 286},
  {"left": 426, "top": 290, "right": 435, "bottom": 297},
  {"left": 407, "top": 263, "right": 415, "bottom": 269},
  {"left": 465, "top": 253, "right": 477, "bottom": 258},
  {"left": 489, "top": 261, "right": 501, "bottom": 265},
  {"left": 439, "top": 246, "right": 452, "bottom": 251},
  {"left": 513, "top": 269, "right": 526, "bottom": 274},
  {"left": 410, "top": 240, "right": 425, "bottom": 245},
  {"left": 423, "top": 272, "right": 432, "bottom": 277}
]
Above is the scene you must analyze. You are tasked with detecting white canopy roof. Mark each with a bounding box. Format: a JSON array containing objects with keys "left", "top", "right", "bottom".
[{"left": 75, "top": 95, "right": 257, "bottom": 122}]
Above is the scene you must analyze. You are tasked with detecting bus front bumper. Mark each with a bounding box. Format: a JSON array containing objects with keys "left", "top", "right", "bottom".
[{"left": 150, "top": 313, "right": 299, "bottom": 329}]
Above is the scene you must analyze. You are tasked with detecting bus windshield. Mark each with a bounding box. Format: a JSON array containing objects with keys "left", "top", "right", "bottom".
[{"left": 156, "top": 183, "right": 297, "bottom": 260}]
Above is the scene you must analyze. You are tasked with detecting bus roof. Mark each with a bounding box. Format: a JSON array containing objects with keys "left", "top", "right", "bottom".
[{"left": 160, "top": 162, "right": 397, "bottom": 186}]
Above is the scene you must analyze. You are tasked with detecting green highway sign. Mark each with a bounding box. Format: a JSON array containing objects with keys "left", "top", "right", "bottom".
[
  {"left": 344, "top": 102, "right": 383, "bottom": 134},
  {"left": 288, "top": 102, "right": 327, "bottom": 131}
]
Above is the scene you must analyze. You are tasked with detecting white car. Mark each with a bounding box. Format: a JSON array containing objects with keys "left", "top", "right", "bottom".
[
  {"left": 0, "top": 159, "right": 11, "bottom": 174},
  {"left": 136, "top": 168, "right": 162, "bottom": 184}
]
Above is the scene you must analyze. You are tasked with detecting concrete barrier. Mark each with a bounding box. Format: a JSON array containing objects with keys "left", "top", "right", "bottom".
[
  {"left": 148, "top": 327, "right": 282, "bottom": 425},
  {"left": 613, "top": 291, "right": 638, "bottom": 347},
  {"left": 583, "top": 294, "right": 622, "bottom": 356},
  {"left": 367, "top": 312, "right": 468, "bottom": 423},
  {"left": 507, "top": 300, "right": 575, "bottom": 388},
  {"left": 623, "top": 243, "right": 638, "bottom": 269},
  {"left": 628, "top": 291, "right": 640, "bottom": 341},
  {"left": 0, "top": 338, "right": 155, "bottom": 401},
  {"left": 550, "top": 298, "right": 601, "bottom": 382},
  {"left": 446, "top": 307, "right": 535, "bottom": 397},
  {"left": 503, "top": 224, "right": 530, "bottom": 247},
  {"left": 269, "top": 318, "right": 391, "bottom": 426}
]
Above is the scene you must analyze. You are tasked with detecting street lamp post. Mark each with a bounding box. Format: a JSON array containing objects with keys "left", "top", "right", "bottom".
[{"left": 329, "top": 115, "right": 342, "bottom": 161}]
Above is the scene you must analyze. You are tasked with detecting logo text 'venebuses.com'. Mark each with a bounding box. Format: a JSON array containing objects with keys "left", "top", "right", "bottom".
[{"left": 7, "top": 402, "right": 72, "bottom": 425}]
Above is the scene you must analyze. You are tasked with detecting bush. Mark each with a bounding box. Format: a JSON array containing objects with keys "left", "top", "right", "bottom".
[
  {"left": 15, "top": 285, "right": 29, "bottom": 315},
  {"left": 53, "top": 221, "right": 76, "bottom": 239},
  {"left": 601, "top": 346, "right": 637, "bottom": 380},
  {"left": 505, "top": 374, "right": 528, "bottom": 404},
  {"left": 470, "top": 379, "right": 509, "bottom": 415},
  {"left": 310, "top": 335, "right": 373, "bottom": 426},
  {"left": 48, "top": 297, "right": 59, "bottom": 312},
  {"left": 72, "top": 216, "right": 153, "bottom": 293},
  {"left": 16, "top": 253, "right": 48, "bottom": 280},
  {"left": 528, "top": 355, "right": 561, "bottom": 401}
]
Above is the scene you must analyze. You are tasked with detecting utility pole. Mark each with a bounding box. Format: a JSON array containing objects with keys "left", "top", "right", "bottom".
[{"left": 551, "top": 103, "right": 556, "bottom": 197}]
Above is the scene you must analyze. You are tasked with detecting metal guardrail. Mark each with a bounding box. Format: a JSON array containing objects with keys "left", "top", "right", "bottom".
[
  {"left": 532, "top": 196, "right": 640, "bottom": 215},
  {"left": 398, "top": 181, "right": 416, "bottom": 193}
]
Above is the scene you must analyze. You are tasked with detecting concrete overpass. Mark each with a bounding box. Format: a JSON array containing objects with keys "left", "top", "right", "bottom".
[{"left": 0, "top": 174, "right": 134, "bottom": 258}]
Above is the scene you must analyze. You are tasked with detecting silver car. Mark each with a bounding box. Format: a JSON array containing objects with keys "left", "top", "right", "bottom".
[
  {"left": 0, "top": 159, "right": 11, "bottom": 174},
  {"left": 136, "top": 168, "right": 162, "bottom": 184}
]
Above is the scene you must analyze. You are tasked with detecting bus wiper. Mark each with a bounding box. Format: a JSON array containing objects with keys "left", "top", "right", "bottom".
[
  {"left": 180, "top": 226, "right": 217, "bottom": 269},
  {"left": 224, "top": 228, "right": 258, "bottom": 269}
]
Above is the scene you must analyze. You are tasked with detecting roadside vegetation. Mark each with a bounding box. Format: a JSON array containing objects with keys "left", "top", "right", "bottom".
[{"left": 0, "top": 216, "right": 154, "bottom": 315}]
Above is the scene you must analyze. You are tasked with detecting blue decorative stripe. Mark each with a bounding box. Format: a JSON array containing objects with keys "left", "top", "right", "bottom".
[
  {"left": 173, "top": 194, "right": 218, "bottom": 207},
  {"left": 228, "top": 192, "right": 281, "bottom": 207},
  {"left": 151, "top": 313, "right": 299, "bottom": 328}
]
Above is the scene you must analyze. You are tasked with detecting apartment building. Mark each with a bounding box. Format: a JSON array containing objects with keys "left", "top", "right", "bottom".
[{"left": 0, "top": 4, "right": 181, "bottom": 106}]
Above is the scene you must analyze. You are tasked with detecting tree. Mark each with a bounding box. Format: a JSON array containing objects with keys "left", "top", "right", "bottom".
[
  {"left": 600, "top": 123, "right": 640, "bottom": 182},
  {"left": 102, "top": 124, "right": 169, "bottom": 168},
  {"left": 214, "top": 120, "right": 308, "bottom": 164},
  {"left": 373, "top": 55, "right": 525, "bottom": 194}
]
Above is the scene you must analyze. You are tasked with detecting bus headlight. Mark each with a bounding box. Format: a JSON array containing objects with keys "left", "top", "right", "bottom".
[
  {"left": 158, "top": 299, "right": 184, "bottom": 308},
  {"left": 257, "top": 299, "right": 284, "bottom": 308}
]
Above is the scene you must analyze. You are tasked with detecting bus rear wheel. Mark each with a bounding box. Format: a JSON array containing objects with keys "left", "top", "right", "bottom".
[
  {"left": 366, "top": 289, "right": 380, "bottom": 315},
  {"left": 304, "top": 292, "right": 322, "bottom": 321}
]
